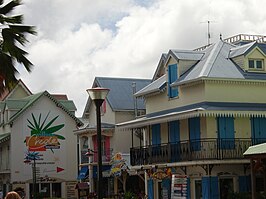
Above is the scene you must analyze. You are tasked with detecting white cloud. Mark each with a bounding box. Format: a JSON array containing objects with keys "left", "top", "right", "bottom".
[{"left": 15, "top": 0, "right": 266, "bottom": 116}]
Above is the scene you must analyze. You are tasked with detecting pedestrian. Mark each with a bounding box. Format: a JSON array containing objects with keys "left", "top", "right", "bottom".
[
  {"left": 4, "top": 191, "right": 21, "bottom": 199},
  {"left": 13, "top": 188, "right": 25, "bottom": 199}
]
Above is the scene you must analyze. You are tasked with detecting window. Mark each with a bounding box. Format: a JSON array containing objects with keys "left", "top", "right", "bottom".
[{"left": 248, "top": 59, "right": 264, "bottom": 70}]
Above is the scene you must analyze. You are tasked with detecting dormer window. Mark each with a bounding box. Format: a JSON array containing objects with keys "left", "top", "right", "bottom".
[{"left": 248, "top": 59, "right": 264, "bottom": 70}]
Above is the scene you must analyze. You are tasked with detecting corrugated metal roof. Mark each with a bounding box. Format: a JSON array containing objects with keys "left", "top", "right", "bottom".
[
  {"left": 244, "top": 143, "right": 266, "bottom": 156},
  {"left": 135, "top": 75, "right": 166, "bottom": 97},
  {"left": 59, "top": 100, "right": 77, "bottom": 111},
  {"left": 95, "top": 77, "right": 151, "bottom": 111},
  {"left": 229, "top": 41, "right": 256, "bottom": 58},
  {"left": 173, "top": 40, "right": 246, "bottom": 86},
  {"left": 117, "top": 101, "right": 266, "bottom": 128},
  {"left": 5, "top": 99, "right": 28, "bottom": 110},
  {"left": 170, "top": 50, "right": 204, "bottom": 60},
  {"left": 7, "top": 91, "right": 83, "bottom": 126}
]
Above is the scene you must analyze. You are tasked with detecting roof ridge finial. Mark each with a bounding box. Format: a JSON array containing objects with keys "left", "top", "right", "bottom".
[{"left": 220, "top": 33, "right": 223, "bottom": 40}]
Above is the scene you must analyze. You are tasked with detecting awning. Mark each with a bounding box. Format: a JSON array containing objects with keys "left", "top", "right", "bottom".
[
  {"left": 244, "top": 143, "right": 266, "bottom": 158},
  {"left": 117, "top": 102, "right": 266, "bottom": 129},
  {"left": 117, "top": 108, "right": 203, "bottom": 129},
  {"left": 77, "top": 166, "right": 89, "bottom": 180},
  {"left": 0, "top": 133, "right": 10, "bottom": 144}
]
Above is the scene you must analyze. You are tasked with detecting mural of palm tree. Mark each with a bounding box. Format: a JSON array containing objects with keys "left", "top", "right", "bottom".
[
  {"left": 27, "top": 111, "right": 65, "bottom": 139},
  {"left": 25, "top": 111, "right": 65, "bottom": 152}
]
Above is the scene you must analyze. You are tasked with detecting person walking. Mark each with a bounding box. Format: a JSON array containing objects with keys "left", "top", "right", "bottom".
[{"left": 4, "top": 191, "right": 21, "bottom": 199}]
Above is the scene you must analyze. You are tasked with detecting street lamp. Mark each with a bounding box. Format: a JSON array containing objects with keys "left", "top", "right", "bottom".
[{"left": 87, "top": 87, "right": 109, "bottom": 199}]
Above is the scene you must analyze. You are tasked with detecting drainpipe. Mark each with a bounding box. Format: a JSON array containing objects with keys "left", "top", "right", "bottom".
[{"left": 132, "top": 82, "right": 138, "bottom": 118}]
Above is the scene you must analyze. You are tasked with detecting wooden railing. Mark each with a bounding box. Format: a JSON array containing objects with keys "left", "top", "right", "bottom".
[{"left": 130, "top": 138, "right": 265, "bottom": 166}]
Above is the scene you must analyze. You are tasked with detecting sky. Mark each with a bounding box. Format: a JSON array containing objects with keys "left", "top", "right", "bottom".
[{"left": 12, "top": 0, "right": 266, "bottom": 117}]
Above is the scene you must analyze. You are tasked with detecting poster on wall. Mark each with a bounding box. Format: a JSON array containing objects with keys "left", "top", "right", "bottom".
[
  {"left": 171, "top": 175, "right": 188, "bottom": 199},
  {"left": 23, "top": 111, "right": 66, "bottom": 178}
]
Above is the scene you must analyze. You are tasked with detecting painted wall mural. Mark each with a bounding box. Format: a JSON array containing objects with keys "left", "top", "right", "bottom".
[
  {"left": 23, "top": 111, "right": 66, "bottom": 178},
  {"left": 25, "top": 112, "right": 65, "bottom": 152}
]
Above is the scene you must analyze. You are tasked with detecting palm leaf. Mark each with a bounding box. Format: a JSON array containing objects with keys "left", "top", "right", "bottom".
[
  {"left": 0, "top": 0, "right": 20, "bottom": 15},
  {"left": 0, "top": 15, "right": 23, "bottom": 24},
  {"left": 53, "top": 134, "right": 65, "bottom": 140},
  {"left": 45, "top": 124, "right": 64, "bottom": 134},
  {"left": 40, "top": 112, "right": 50, "bottom": 130},
  {"left": 31, "top": 113, "right": 40, "bottom": 132},
  {"left": 27, "top": 118, "right": 35, "bottom": 129},
  {"left": 42, "top": 115, "right": 59, "bottom": 131},
  {"left": 38, "top": 113, "right": 41, "bottom": 128}
]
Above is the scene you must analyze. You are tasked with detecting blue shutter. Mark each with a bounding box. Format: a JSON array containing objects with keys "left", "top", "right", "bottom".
[
  {"left": 217, "top": 117, "right": 235, "bottom": 149},
  {"left": 189, "top": 117, "right": 201, "bottom": 151},
  {"left": 239, "top": 175, "right": 251, "bottom": 193},
  {"left": 210, "top": 176, "right": 219, "bottom": 199},
  {"left": 152, "top": 124, "right": 161, "bottom": 158},
  {"left": 148, "top": 179, "right": 154, "bottom": 199},
  {"left": 202, "top": 177, "right": 210, "bottom": 199},
  {"left": 187, "top": 177, "right": 191, "bottom": 199},
  {"left": 169, "top": 121, "right": 180, "bottom": 162},
  {"left": 202, "top": 176, "right": 219, "bottom": 199},
  {"left": 169, "top": 120, "right": 180, "bottom": 143},
  {"left": 152, "top": 124, "right": 161, "bottom": 145},
  {"left": 251, "top": 117, "right": 266, "bottom": 144},
  {"left": 168, "top": 64, "right": 178, "bottom": 98},
  {"left": 162, "top": 179, "right": 171, "bottom": 199}
]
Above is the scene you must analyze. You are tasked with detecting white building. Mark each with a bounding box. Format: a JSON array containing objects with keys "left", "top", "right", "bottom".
[{"left": 0, "top": 80, "right": 83, "bottom": 199}]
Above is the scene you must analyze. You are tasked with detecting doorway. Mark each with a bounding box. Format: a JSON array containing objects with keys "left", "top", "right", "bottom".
[{"left": 219, "top": 178, "right": 234, "bottom": 199}]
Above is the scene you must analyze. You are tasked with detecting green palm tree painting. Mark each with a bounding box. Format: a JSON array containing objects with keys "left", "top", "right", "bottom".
[{"left": 27, "top": 111, "right": 65, "bottom": 140}]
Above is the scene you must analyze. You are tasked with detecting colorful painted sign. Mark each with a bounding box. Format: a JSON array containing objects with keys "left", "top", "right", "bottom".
[
  {"left": 110, "top": 153, "right": 128, "bottom": 177},
  {"left": 25, "top": 112, "right": 65, "bottom": 152}
]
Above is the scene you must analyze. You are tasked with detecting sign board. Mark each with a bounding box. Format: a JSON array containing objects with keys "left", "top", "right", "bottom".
[{"left": 171, "top": 175, "right": 188, "bottom": 199}]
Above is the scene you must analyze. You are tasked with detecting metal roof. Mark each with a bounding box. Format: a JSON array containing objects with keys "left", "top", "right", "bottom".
[
  {"left": 170, "top": 49, "right": 204, "bottom": 61},
  {"left": 95, "top": 77, "right": 151, "bottom": 111},
  {"left": 173, "top": 40, "right": 249, "bottom": 86},
  {"left": 244, "top": 143, "right": 266, "bottom": 157},
  {"left": 135, "top": 75, "right": 166, "bottom": 97},
  {"left": 229, "top": 41, "right": 256, "bottom": 58},
  {"left": 7, "top": 91, "right": 83, "bottom": 126},
  {"left": 117, "top": 101, "right": 266, "bottom": 128}
]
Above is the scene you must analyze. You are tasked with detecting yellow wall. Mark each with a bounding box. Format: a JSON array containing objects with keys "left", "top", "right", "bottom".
[
  {"left": 205, "top": 81, "right": 266, "bottom": 103},
  {"left": 145, "top": 82, "right": 205, "bottom": 114}
]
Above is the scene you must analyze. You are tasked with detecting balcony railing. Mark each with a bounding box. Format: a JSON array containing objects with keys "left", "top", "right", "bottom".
[
  {"left": 130, "top": 138, "right": 265, "bottom": 166},
  {"left": 81, "top": 148, "right": 113, "bottom": 164}
]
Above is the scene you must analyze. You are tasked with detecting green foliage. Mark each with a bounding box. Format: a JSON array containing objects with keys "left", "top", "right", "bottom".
[
  {"left": 0, "top": 0, "right": 36, "bottom": 94},
  {"left": 124, "top": 191, "right": 137, "bottom": 199}
]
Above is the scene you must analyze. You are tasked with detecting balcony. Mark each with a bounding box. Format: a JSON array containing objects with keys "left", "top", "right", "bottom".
[
  {"left": 130, "top": 138, "right": 265, "bottom": 166},
  {"left": 81, "top": 148, "right": 113, "bottom": 164}
]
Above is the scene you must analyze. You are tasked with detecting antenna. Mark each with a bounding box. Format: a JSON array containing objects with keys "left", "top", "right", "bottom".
[{"left": 200, "top": 20, "right": 217, "bottom": 45}]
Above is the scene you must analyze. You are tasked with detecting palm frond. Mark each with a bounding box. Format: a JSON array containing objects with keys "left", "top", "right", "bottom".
[
  {"left": 42, "top": 115, "right": 59, "bottom": 131},
  {"left": 0, "top": 15, "right": 23, "bottom": 24},
  {"left": 40, "top": 112, "right": 50, "bottom": 130},
  {"left": 31, "top": 113, "right": 40, "bottom": 132},
  {"left": 0, "top": 0, "right": 20, "bottom": 15},
  {"left": 45, "top": 124, "right": 64, "bottom": 134}
]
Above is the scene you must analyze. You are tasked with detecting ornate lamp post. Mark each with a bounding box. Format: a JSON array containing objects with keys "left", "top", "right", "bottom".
[{"left": 87, "top": 87, "right": 109, "bottom": 199}]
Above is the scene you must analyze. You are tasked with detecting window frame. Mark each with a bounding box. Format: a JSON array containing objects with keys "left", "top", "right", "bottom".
[{"left": 248, "top": 59, "right": 264, "bottom": 70}]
